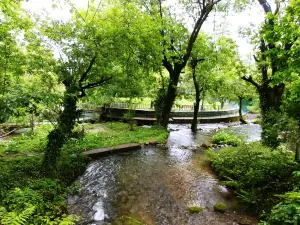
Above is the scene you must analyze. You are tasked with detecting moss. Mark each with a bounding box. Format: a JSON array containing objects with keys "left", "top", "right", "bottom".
[
  {"left": 213, "top": 202, "right": 227, "bottom": 213},
  {"left": 113, "top": 216, "right": 144, "bottom": 225},
  {"left": 187, "top": 206, "right": 204, "bottom": 213}
]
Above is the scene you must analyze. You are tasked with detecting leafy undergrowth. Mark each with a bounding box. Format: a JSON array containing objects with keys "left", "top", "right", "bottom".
[
  {"left": 207, "top": 142, "right": 300, "bottom": 223},
  {"left": 0, "top": 125, "right": 52, "bottom": 155},
  {"left": 0, "top": 122, "right": 168, "bottom": 224},
  {"left": 212, "top": 130, "right": 244, "bottom": 146}
]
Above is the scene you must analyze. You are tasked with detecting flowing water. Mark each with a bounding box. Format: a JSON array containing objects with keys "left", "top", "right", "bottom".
[{"left": 68, "top": 123, "right": 261, "bottom": 225}]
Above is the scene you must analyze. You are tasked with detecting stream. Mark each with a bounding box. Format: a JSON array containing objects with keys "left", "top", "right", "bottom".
[{"left": 68, "top": 123, "right": 261, "bottom": 225}]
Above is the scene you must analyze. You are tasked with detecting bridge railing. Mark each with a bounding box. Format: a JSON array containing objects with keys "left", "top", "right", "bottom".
[{"left": 108, "top": 102, "right": 234, "bottom": 111}]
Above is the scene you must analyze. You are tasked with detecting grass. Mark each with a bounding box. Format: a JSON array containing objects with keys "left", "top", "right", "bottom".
[
  {"left": 212, "top": 130, "right": 244, "bottom": 146},
  {"left": 0, "top": 122, "right": 169, "bottom": 156},
  {"left": 76, "top": 122, "right": 169, "bottom": 150}
]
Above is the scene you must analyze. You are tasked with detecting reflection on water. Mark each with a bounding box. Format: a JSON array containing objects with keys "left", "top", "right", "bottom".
[{"left": 68, "top": 123, "right": 260, "bottom": 225}]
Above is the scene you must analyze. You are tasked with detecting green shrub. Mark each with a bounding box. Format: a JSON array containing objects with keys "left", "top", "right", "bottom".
[
  {"left": 260, "top": 191, "right": 300, "bottom": 225},
  {"left": 212, "top": 130, "right": 244, "bottom": 146},
  {"left": 0, "top": 156, "right": 42, "bottom": 201},
  {"left": 0, "top": 124, "right": 53, "bottom": 155},
  {"left": 207, "top": 143, "right": 298, "bottom": 213},
  {"left": 0, "top": 186, "right": 79, "bottom": 224}
]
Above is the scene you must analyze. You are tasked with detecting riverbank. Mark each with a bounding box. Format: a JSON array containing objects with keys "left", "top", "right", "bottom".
[{"left": 0, "top": 122, "right": 168, "bottom": 224}]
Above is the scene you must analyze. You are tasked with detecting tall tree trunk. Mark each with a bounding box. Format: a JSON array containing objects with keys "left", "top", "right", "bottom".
[
  {"left": 259, "top": 83, "right": 285, "bottom": 114},
  {"left": 191, "top": 87, "right": 201, "bottom": 133},
  {"left": 259, "top": 83, "right": 285, "bottom": 148},
  {"left": 191, "top": 60, "right": 203, "bottom": 133},
  {"left": 295, "top": 141, "right": 299, "bottom": 162},
  {"left": 238, "top": 96, "right": 247, "bottom": 124},
  {"left": 157, "top": 70, "right": 181, "bottom": 128},
  {"left": 42, "top": 85, "right": 79, "bottom": 174},
  {"left": 201, "top": 92, "right": 205, "bottom": 111}
]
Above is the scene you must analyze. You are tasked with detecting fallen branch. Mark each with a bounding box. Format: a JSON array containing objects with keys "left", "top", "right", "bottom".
[{"left": 0, "top": 128, "right": 17, "bottom": 138}]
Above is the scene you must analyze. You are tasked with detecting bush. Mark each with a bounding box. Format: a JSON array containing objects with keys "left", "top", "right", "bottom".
[
  {"left": 0, "top": 184, "right": 79, "bottom": 225},
  {"left": 212, "top": 130, "right": 244, "bottom": 146},
  {"left": 0, "top": 124, "right": 53, "bottom": 155},
  {"left": 0, "top": 156, "right": 41, "bottom": 201},
  {"left": 207, "top": 143, "right": 299, "bottom": 213},
  {"left": 260, "top": 191, "right": 300, "bottom": 225}
]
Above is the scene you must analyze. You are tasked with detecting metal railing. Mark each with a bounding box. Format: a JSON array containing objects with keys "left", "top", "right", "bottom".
[{"left": 109, "top": 102, "right": 237, "bottom": 111}]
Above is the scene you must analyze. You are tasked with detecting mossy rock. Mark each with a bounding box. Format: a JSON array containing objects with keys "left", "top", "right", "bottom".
[
  {"left": 186, "top": 206, "right": 204, "bottom": 213},
  {"left": 113, "top": 216, "right": 144, "bottom": 225},
  {"left": 213, "top": 202, "right": 227, "bottom": 213}
]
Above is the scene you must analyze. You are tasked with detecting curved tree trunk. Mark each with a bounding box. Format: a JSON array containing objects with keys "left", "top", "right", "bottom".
[
  {"left": 157, "top": 70, "right": 181, "bottom": 128},
  {"left": 42, "top": 85, "right": 79, "bottom": 174}
]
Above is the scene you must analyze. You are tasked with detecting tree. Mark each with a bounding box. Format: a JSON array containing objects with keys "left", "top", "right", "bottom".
[
  {"left": 189, "top": 33, "right": 215, "bottom": 132},
  {"left": 241, "top": 0, "right": 299, "bottom": 147},
  {"left": 40, "top": 0, "right": 161, "bottom": 171},
  {"left": 0, "top": 0, "right": 29, "bottom": 122},
  {"left": 143, "top": 0, "right": 222, "bottom": 128},
  {"left": 189, "top": 34, "right": 247, "bottom": 131}
]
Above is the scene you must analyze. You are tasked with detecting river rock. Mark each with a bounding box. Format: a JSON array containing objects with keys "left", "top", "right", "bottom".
[
  {"left": 67, "top": 195, "right": 79, "bottom": 205},
  {"left": 70, "top": 154, "right": 77, "bottom": 158},
  {"left": 218, "top": 185, "right": 234, "bottom": 199},
  {"left": 157, "top": 144, "right": 168, "bottom": 150},
  {"left": 237, "top": 217, "right": 254, "bottom": 225},
  {"left": 213, "top": 202, "right": 227, "bottom": 213}
]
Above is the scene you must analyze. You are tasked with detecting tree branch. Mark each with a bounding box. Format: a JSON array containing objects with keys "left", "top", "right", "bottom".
[
  {"left": 274, "top": 2, "right": 280, "bottom": 15},
  {"left": 253, "top": 54, "right": 260, "bottom": 63},
  {"left": 78, "top": 76, "right": 113, "bottom": 98},
  {"left": 241, "top": 76, "right": 260, "bottom": 90},
  {"left": 82, "top": 76, "right": 113, "bottom": 90},
  {"left": 257, "top": 0, "right": 272, "bottom": 14},
  {"left": 162, "top": 55, "right": 174, "bottom": 74},
  {"left": 183, "top": 0, "right": 220, "bottom": 65},
  {"left": 79, "top": 55, "right": 97, "bottom": 83}
]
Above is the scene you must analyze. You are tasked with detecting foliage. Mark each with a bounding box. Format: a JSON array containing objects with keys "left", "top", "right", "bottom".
[
  {"left": 0, "top": 182, "right": 79, "bottom": 225},
  {"left": 261, "top": 110, "right": 282, "bottom": 149},
  {"left": 0, "top": 125, "right": 53, "bottom": 155},
  {"left": 212, "top": 130, "right": 244, "bottom": 146},
  {"left": 207, "top": 143, "right": 299, "bottom": 213},
  {"left": 260, "top": 191, "right": 300, "bottom": 225},
  {"left": 0, "top": 156, "right": 41, "bottom": 201}
]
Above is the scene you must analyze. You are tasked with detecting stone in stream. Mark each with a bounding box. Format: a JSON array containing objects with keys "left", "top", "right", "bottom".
[
  {"left": 186, "top": 206, "right": 204, "bottom": 213},
  {"left": 218, "top": 185, "right": 235, "bottom": 199},
  {"left": 213, "top": 202, "right": 227, "bottom": 213}
]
